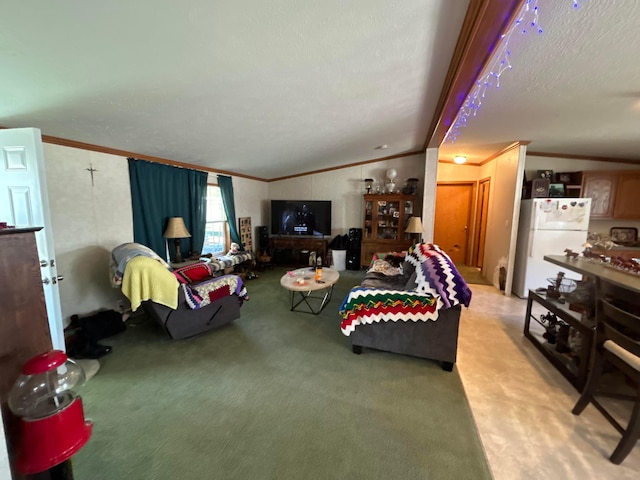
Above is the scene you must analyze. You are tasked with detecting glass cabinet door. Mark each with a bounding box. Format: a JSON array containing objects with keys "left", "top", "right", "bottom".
[
  {"left": 376, "top": 200, "right": 400, "bottom": 240},
  {"left": 364, "top": 199, "right": 373, "bottom": 239}
]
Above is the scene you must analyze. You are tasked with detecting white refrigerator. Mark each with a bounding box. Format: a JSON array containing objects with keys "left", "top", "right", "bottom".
[{"left": 512, "top": 198, "right": 591, "bottom": 298}]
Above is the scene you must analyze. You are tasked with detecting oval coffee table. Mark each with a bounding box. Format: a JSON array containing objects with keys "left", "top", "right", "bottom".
[{"left": 280, "top": 267, "right": 340, "bottom": 314}]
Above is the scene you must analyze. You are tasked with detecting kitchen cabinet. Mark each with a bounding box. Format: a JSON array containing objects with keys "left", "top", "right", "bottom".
[
  {"left": 361, "top": 193, "right": 419, "bottom": 266},
  {"left": 613, "top": 172, "right": 640, "bottom": 218},
  {"left": 581, "top": 172, "right": 617, "bottom": 218},
  {"left": 581, "top": 170, "right": 640, "bottom": 219}
]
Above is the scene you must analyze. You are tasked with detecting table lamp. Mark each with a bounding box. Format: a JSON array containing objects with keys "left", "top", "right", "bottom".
[
  {"left": 405, "top": 216, "right": 423, "bottom": 243},
  {"left": 163, "top": 217, "right": 191, "bottom": 263}
]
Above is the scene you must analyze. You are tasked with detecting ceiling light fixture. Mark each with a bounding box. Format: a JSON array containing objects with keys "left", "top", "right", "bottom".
[{"left": 453, "top": 156, "right": 467, "bottom": 165}]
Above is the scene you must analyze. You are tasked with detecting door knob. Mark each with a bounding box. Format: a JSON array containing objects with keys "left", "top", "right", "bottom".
[{"left": 52, "top": 275, "right": 64, "bottom": 284}]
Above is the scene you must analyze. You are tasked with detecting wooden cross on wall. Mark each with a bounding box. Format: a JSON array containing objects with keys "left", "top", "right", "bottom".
[{"left": 86, "top": 163, "right": 98, "bottom": 186}]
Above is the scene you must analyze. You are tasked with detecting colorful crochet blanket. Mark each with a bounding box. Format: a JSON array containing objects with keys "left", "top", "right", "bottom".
[
  {"left": 182, "top": 275, "right": 249, "bottom": 310},
  {"left": 405, "top": 243, "right": 472, "bottom": 310},
  {"left": 339, "top": 288, "right": 438, "bottom": 335},
  {"left": 339, "top": 243, "right": 471, "bottom": 335}
]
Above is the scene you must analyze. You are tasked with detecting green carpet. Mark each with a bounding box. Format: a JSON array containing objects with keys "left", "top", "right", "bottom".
[
  {"left": 73, "top": 268, "right": 491, "bottom": 480},
  {"left": 456, "top": 264, "right": 492, "bottom": 286}
]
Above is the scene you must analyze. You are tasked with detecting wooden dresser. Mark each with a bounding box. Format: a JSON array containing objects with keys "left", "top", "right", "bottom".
[{"left": 0, "top": 228, "right": 53, "bottom": 480}]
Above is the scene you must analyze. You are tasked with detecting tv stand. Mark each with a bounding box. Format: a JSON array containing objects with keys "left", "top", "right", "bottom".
[{"left": 270, "top": 237, "right": 329, "bottom": 266}]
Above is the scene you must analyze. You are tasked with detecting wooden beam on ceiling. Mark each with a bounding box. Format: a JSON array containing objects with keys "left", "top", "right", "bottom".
[{"left": 425, "top": 0, "right": 525, "bottom": 150}]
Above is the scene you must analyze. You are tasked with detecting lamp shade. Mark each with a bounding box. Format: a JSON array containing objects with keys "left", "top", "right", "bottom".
[
  {"left": 405, "top": 216, "right": 423, "bottom": 234},
  {"left": 163, "top": 217, "right": 191, "bottom": 239}
]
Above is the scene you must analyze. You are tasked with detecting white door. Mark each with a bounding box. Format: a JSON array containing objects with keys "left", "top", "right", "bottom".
[{"left": 0, "top": 128, "right": 65, "bottom": 350}]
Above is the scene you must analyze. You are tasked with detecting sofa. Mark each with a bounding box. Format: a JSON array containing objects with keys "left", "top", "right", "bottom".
[
  {"left": 111, "top": 243, "right": 249, "bottom": 340},
  {"left": 339, "top": 243, "right": 471, "bottom": 371}
]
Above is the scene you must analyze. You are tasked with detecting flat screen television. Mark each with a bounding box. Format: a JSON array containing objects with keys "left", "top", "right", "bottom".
[{"left": 270, "top": 200, "right": 332, "bottom": 237}]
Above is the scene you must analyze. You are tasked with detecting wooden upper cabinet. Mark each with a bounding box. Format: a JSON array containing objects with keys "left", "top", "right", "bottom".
[
  {"left": 581, "top": 172, "right": 618, "bottom": 218},
  {"left": 613, "top": 172, "right": 640, "bottom": 218},
  {"left": 581, "top": 170, "right": 640, "bottom": 219}
]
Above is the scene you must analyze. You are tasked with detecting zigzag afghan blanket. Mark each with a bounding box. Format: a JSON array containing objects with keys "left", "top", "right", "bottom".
[
  {"left": 339, "top": 287, "right": 438, "bottom": 335},
  {"left": 406, "top": 243, "right": 472, "bottom": 310}
]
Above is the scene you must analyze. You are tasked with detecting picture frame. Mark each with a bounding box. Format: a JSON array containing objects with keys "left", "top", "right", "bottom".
[
  {"left": 548, "top": 183, "right": 565, "bottom": 197},
  {"left": 610, "top": 227, "right": 638, "bottom": 244}
]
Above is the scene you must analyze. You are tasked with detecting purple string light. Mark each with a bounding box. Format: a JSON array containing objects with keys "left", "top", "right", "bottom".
[{"left": 444, "top": 0, "right": 583, "bottom": 144}]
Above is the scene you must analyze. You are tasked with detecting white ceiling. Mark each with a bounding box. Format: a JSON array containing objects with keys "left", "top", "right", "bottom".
[
  {"left": 439, "top": 0, "right": 640, "bottom": 165},
  {"left": 0, "top": 0, "right": 468, "bottom": 179},
  {"left": 2, "top": 1, "right": 639, "bottom": 180}
]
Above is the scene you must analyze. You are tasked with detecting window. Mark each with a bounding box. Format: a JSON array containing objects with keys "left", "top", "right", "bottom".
[{"left": 202, "top": 184, "right": 229, "bottom": 256}]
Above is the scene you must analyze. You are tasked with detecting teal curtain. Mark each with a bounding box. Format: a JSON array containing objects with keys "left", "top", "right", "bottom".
[
  {"left": 128, "top": 158, "right": 208, "bottom": 259},
  {"left": 217, "top": 174, "right": 242, "bottom": 248}
]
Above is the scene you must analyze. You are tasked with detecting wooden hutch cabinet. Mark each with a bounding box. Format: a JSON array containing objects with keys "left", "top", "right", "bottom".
[{"left": 361, "top": 193, "right": 420, "bottom": 266}]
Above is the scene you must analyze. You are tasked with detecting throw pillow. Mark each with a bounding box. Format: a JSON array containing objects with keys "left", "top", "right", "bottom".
[
  {"left": 173, "top": 262, "right": 214, "bottom": 284},
  {"left": 367, "top": 259, "right": 402, "bottom": 276}
]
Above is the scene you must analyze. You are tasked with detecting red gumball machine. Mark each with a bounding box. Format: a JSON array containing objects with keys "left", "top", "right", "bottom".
[{"left": 8, "top": 350, "right": 93, "bottom": 479}]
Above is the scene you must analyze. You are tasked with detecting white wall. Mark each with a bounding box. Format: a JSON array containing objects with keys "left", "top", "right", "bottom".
[
  {"left": 268, "top": 153, "right": 425, "bottom": 237},
  {"left": 480, "top": 147, "right": 524, "bottom": 293},
  {"left": 44, "top": 145, "right": 268, "bottom": 322},
  {"left": 44, "top": 144, "right": 134, "bottom": 319}
]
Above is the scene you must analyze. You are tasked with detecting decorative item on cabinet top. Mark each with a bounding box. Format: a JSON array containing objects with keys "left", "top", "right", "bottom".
[{"left": 610, "top": 227, "right": 638, "bottom": 245}]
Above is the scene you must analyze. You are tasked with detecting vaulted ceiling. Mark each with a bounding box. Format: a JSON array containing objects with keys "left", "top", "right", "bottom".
[{"left": 2, "top": 1, "right": 638, "bottom": 180}]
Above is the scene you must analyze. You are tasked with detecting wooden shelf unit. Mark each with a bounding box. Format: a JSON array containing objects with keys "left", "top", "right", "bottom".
[
  {"left": 270, "top": 236, "right": 329, "bottom": 267},
  {"left": 361, "top": 193, "right": 419, "bottom": 266},
  {"left": 524, "top": 290, "right": 595, "bottom": 391}
]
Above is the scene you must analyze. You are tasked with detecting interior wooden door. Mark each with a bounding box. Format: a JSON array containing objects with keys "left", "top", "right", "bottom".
[
  {"left": 472, "top": 178, "right": 491, "bottom": 268},
  {"left": 434, "top": 182, "right": 475, "bottom": 265}
]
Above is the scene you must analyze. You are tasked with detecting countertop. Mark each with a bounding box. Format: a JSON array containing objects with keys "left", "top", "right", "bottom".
[{"left": 544, "top": 255, "right": 640, "bottom": 294}]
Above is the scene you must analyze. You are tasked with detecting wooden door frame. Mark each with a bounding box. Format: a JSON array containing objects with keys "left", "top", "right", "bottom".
[
  {"left": 472, "top": 177, "right": 491, "bottom": 268},
  {"left": 435, "top": 181, "right": 477, "bottom": 265}
]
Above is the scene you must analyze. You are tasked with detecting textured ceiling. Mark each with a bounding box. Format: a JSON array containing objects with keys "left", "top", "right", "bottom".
[
  {"left": 0, "top": 0, "right": 469, "bottom": 179},
  {"left": 4, "top": 2, "right": 635, "bottom": 178},
  {"left": 439, "top": 0, "right": 640, "bottom": 165}
]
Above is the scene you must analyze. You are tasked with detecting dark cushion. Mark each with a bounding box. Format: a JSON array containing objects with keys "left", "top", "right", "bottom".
[{"left": 404, "top": 271, "right": 418, "bottom": 290}]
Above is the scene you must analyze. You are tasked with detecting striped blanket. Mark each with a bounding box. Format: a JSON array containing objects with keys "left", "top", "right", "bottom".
[
  {"left": 339, "top": 288, "right": 438, "bottom": 335},
  {"left": 406, "top": 243, "right": 472, "bottom": 310},
  {"left": 208, "top": 252, "right": 254, "bottom": 272},
  {"left": 339, "top": 243, "right": 471, "bottom": 335}
]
